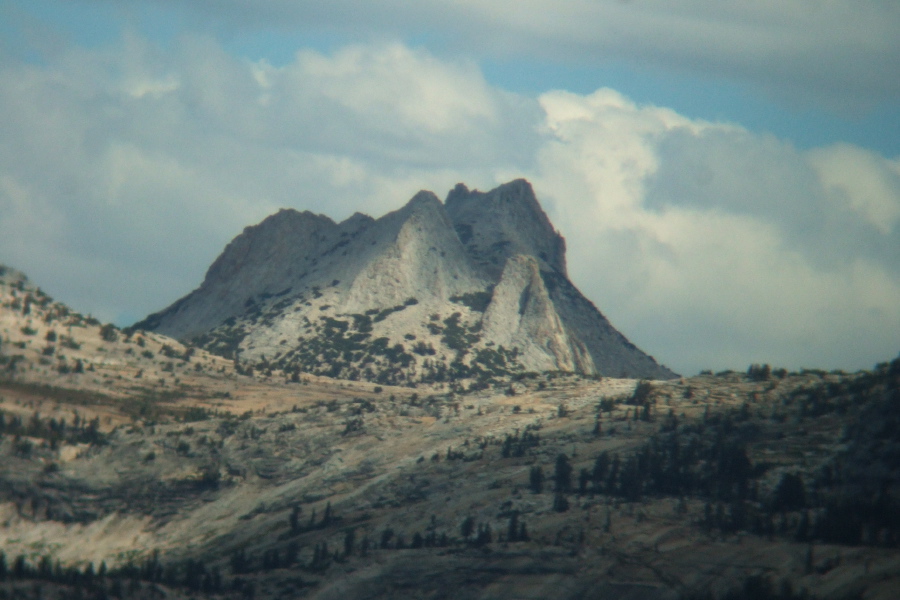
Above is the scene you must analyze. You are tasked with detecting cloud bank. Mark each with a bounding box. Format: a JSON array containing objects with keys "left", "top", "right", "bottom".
[
  {"left": 96, "top": 0, "right": 900, "bottom": 111},
  {"left": 0, "top": 35, "right": 897, "bottom": 374}
]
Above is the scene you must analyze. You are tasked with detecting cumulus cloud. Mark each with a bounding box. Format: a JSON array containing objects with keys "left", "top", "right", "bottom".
[
  {"left": 808, "top": 144, "right": 900, "bottom": 235},
  {"left": 532, "top": 89, "right": 900, "bottom": 372},
  {"left": 0, "top": 34, "right": 897, "bottom": 373}
]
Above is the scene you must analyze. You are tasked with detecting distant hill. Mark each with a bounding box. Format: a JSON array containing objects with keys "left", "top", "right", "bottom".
[
  {"left": 135, "top": 180, "right": 675, "bottom": 385},
  {"left": 0, "top": 263, "right": 233, "bottom": 392}
]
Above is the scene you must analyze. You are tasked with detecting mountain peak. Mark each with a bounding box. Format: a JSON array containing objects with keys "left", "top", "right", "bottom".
[
  {"left": 254, "top": 207, "right": 335, "bottom": 231},
  {"left": 446, "top": 182, "right": 471, "bottom": 204},
  {"left": 407, "top": 189, "right": 443, "bottom": 208},
  {"left": 445, "top": 179, "right": 566, "bottom": 278},
  {"left": 136, "top": 180, "right": 675, "bottom": 381}
]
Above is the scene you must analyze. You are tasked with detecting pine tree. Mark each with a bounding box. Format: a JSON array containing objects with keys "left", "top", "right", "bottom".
[
  {"left": 13, "top": 554, "right": 28, "bottom": 579},
  {"left": 519, "top": 522, "right": 530, "bottom": 542},
  {"left": 322, "top": 502, "right": 333, "bottom": 527},
  {"left": 344, "top": 528, "right": 356, "bottom": 557},
  {"left": 475, "top": 523, "right": 492, "bottom": 546},
  {"left": 554, "top": 454, "right": 572, "bottom": 493},
  {"left": 529, "top": 466, "right": 543, "bottom": 494},
  {"left": 592, "top": 452, "right": 610, "bottom": 493},
  {"left": 553, "top": 493, "right": 570, "bottom": 513},
  {"left": 507, "top": 512, "right": 519, "bottom": 542},
  {"left": 380, "top": 528, "right": 394, "bottom": 549},
  {"left": 289, "top": 504, "right": 302, "bottom": 533},
  {"left": 460, "top": 516, "right": 475, "bottom": 541},
  {"left": 230, "top": 549, "right": 249, "bottom": 575}
]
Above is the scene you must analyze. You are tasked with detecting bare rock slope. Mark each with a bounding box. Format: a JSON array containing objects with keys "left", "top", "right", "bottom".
[{"left": 136, "top": 180, "right": 675, "bottom": 382}]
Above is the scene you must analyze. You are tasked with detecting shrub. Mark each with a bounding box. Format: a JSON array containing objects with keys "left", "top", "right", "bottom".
[
  {"left": 449, "top": 290, "right": 493, "bottom": 313},
  {"left": 100, "top": 323, "right": 119, "bottom": 343},
  {"left": 629, "top": 380, "right": 652, "bottom": 405},
  {"left": 747, "top": 363, "right": 772, "bottom": 381}
]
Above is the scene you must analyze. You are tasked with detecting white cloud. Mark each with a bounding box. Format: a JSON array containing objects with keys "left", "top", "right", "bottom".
[
  {"left": 0, "top": 35, "right": 897, "bottom": 373},
  {"left": 0, "top": 35, "right": 529, "bottom": 319},
  {"left": 98, "top": 0, "right": 900, "bottom": 110},
  {"left": 808, "top": 144, "right": 900, "bottom": 235},
  {"left": 530, "top": 88, "right": 900, "bottom": 373}
]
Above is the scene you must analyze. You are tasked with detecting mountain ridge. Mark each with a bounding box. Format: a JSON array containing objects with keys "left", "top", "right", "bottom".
[{"left": 136, "top": 179, "right": 676, "bottom": 383}]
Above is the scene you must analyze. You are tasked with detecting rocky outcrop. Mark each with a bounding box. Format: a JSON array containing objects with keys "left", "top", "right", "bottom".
[
  {"left": 481, "top": 255, "right": 591, "bottom": 373},
  {"left": 446, "top": 179, "right": 566, "bottom": 279},
  {"left": 135, "top": 180, "right": 676, "bottom": 381},
  {"left": 341, "top": 191, "right": 484, "bottom": 313}
]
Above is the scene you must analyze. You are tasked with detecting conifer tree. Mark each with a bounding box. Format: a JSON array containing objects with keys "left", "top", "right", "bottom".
[
  {"left": 529, "top": 466, "right": 544, "bottom": 494},
  {"left": 460, "top": 516, "right": 475, "bottom": 541},
  {"left": 507, "top": 512, "right": 519, "bottom": 542},
  {"left": 289, "top": 504, "right": 301, "bottom": 533},
  {"left": 344, "top": 528, "right": 356, "bottom": 557},
  {"left": 553, "top": 493, "right": 570, "bottom": 512},
  {"left": 554, "top": 454, "right": 572, "bottom": 493}
]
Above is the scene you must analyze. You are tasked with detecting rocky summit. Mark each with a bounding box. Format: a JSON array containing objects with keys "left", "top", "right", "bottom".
[{"left": 136, "top": 180, "right": 675, "bottom": 384}]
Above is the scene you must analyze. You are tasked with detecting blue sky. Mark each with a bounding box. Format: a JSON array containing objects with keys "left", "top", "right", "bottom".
[{"left": 1, "top": 0, "right": 898, "bottom": 375}]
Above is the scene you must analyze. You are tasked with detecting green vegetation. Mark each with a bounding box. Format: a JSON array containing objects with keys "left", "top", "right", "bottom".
[
  {"left": 0, "top": 407, "right": 106, "bottom": 446},
  {"left": 449, "top": 288, "right": 493, "bottom": 312},
  {"left": 372, "top": 301, "right": 414, "bottom": 323},
  {"left": 526, "top": 356, "right": 900, "bottom": 548},
  {"left": 100, "top": 323, "right": 119, "bottom": 342},
  {"left": 440, "top": 312, "right": 478, "bottom": 351},
  {"left": 0, "top": 549, "right": 227, "bottom": 599},
  {"left": 193, "top": 324, "right": 248, "bottom": 360},
  {"left": 60, "top": 335, "right": 81, "bottom": 350}
]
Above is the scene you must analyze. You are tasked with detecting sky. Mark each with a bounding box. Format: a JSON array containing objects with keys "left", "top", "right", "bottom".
[{"left": 1, "top": 1, "right": 898, "bottom": 376}]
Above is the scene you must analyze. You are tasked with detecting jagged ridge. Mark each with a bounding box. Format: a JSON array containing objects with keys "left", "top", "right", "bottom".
[{"left": 135, "top": 180, "right": 676, "bottom": 383}]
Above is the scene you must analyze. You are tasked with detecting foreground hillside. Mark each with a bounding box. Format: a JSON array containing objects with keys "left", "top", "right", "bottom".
[{"left": 1, "top": 266, "right": 899, "bottom": 600}]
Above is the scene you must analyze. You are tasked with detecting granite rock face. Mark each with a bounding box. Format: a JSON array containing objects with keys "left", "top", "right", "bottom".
[
  {"left": 136, "top": 180, "right": 676, "bottom": 382},
  {"left": 445, "top": 179, "right": 567, "bottom": 279}
]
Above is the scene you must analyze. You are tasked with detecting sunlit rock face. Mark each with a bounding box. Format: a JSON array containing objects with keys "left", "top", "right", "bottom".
[{"left": 136, "top": 180, "right": 676, "bottom": 382}]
